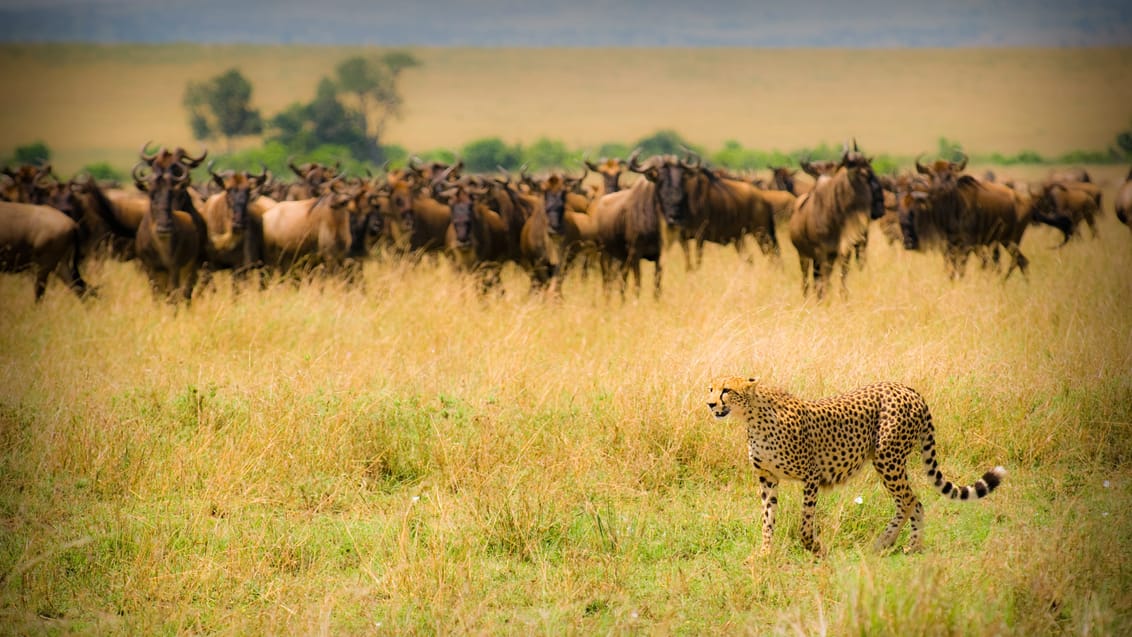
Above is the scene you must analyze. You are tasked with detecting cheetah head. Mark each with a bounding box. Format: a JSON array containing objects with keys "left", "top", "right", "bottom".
[{"left": 706, "top": 376, "right": 757, "bottom": 419}]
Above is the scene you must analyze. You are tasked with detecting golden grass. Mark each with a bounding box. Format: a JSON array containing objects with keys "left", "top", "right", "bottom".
[
  {"left": 1, "top": 179, "right": 1130, "bottom": 633},
  {"left": 2, "top": 45, "right": 1132, "bottom": 173}
]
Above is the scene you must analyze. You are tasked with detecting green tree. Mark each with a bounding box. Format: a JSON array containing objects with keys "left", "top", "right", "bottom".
[
  {"left": 183, "top": 68, "right": 263, "bottom": 153},
  {"left": 523, "top": 137, "right": 573, "bottom": 170},
  {"left": 11, "top": 141, "right": 50, "bottom": 165},
  {"left": 462, "top": 138, "right": 522, "bottom": 173},
  {"left": 333, "top": 51, "right": 421, "bottom": 162},
  {"left": 268, "top": 79, "right": 370, "bottom": 159},
  {"left": 635, "top": 130, "right": 697, "bottom": 158}
]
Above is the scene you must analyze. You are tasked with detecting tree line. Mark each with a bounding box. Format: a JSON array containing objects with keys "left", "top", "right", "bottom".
[{"left": 182, "top": 51, "right": 420, "bottom": 163}]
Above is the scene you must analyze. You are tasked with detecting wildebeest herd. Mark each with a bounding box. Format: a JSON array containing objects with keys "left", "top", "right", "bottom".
[{"left": 1, "top": 140, "right": 1129, "bottom": 303}]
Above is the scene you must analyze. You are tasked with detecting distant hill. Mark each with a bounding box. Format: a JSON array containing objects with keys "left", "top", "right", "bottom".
[{"left": 1, "top": 0, "right": 1130, "bottom": 47}]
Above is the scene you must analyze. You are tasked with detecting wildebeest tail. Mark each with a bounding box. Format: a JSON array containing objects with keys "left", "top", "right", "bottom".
[{"left": 920, "top": 412, "right": 1006, "bottom": 501}]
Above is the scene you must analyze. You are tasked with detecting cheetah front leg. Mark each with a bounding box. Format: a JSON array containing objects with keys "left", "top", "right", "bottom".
[
  {"left": 757, "top": 475, "right": 779, "bottom": 555},
  {"left": 800, "top": 479, "right": 822, "bottom": 554}
]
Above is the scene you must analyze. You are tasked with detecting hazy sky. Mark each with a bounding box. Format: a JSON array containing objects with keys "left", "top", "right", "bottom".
[{"left": 1, "top": 0, "right": 1130, "bottom": 46}]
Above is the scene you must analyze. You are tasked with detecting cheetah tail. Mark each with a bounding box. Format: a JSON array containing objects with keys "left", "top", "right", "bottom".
[{"left": 921, "top": 426, "right": 1006, "bottom": 501}]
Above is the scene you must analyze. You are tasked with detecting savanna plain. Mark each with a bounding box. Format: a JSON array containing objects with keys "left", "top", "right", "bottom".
[{"left": 1, "top": 45, "right": 1132, "bottom": 635}]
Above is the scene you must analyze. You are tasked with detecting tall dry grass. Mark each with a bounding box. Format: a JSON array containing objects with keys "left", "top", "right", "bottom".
[{"left": 0, "top": 198, "right": 1130, "bottom": 633}]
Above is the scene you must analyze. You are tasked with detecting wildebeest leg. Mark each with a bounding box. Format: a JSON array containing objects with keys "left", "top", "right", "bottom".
[
  {"left": 798, "top": 255, "right": 812, "bottom": 298},
  {"left": 815, "top": 257, "right": 833, "bottom": 301},
  {"left": 854, "top": 235, "right": 868, "bottom": 270},
  {"left": 652, "top": 257, "right": 662, "bottom": 299},
  {"left": 60, "top": 239, "right": 90, "bottom": 299},
  {"left": 679, "top": 233, "right": 694, "bottom": 272},
  {"left": 1003, "top": 243, "right": 1029, "bottom": 281},
  {"left": 838, "top": 250, "right": 852, "bottom": 300},
  {"left": 33, "top": 263, "right": 51, "bottom": 302}
]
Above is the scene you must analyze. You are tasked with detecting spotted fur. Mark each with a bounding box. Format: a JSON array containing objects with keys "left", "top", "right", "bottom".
[{"left": 706, "top": 376, "right": 1005, "bottom": 555}]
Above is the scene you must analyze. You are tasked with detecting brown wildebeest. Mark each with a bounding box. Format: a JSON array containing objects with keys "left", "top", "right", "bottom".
[
  {"left": 440, "top": 180, "right": 511, "bottom": 292},
  {"left": 285, "top": 159, "right": 341, "bottom": 200},
  {"left": 260, "top": 177, "right": 358, "bottom": 278},
  {"left": 1115, "top": 167, "right": 1132, "bottom": 232},
  {"left": 1, "top": 163, "right": 56, "bottom": 204},
  {"left": 198, "top": 164, "right": 272, "bottom": 287},
  {"left": 668, "top": 158, "right": 780, "bottom": 271},
  {"left": 533, "top": 172, "right": 599, "bottom": 277},
  {"left": 1028, "top": 181, "right": 1101, "bottom": 244},
  {"left": 769, "top": 166, "right": 813, "bottom": 196},
  {"left": 789, "top": 145, "right": 885, "bottom": 300},
  {"left": 132, "top": 148, "right": 207, "bottom": 303},
  {"left": 901, "top": 158, "right": 1032, "bottom": 280},
  {"left": 0, "top": 201, "right": 91, "bottom": 300},
  {"left": 584, "top": 156, "right": 627, "bottom": 196}
]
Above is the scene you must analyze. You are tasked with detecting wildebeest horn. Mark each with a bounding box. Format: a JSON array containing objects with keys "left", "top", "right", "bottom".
[
  {"left": 853, "top": 138, "right": 860, "bottom": 152},
  {"left": 180, "top": 146, "right": 208, "bottom": 167},
  {"left": 915, "top": 154, "right": 930, "bottom": 175},
  {"left": 583, "top": 155, "right": 599, "bottom": 171},
  {"left": 139, "top": 140, "right": 160, "bottom": 162},
  {"left": 626, "top": 148, "right": 647, "bottom": 173},
  {"left": 287, "top": 156, "right": 305, "bottom": 176},
  {"left": 953, "top": 152, "right": 968, "bottom": 172},
  {"left": 678, "top": 145, "right": 701, "bottom": 168},
  {"left": 131, "top": 161, "right": 151, "bottom": 185}
]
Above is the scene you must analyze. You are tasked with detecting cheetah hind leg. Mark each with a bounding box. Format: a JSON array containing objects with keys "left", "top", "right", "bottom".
[{"left": 873, "top": 460, "right": 921, "bottom": 553}]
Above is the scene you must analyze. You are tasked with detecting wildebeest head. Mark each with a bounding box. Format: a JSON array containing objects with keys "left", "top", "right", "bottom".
[
  {"left": 1, "top": 163, "right": 57, "bottom": 204},
  {"left": 896, "top": 185, "right": 931, "bottom": 251},
  {"left": 350, "top": 175, "right": 387, "bottom": 255},
  {"left": 840, "top": 142, "right": 886, "bottom": 221},
  {"left": 770, "top": 166, "right": 797, "bottom": 193},
  {"left": 584, "top": 156, "right": 626, "bottom": 194},
  {"left": 538, "top": 174, "right": 569, "bottom": 235},
  {"left": 628, "top": 149, "right": 691, "bottom": 226},
  {"left": 134, "top": 156, "right": 192, "bottom": 235},
  {"left": 210, "top": 162, "right": 270, "bottom": 232}
]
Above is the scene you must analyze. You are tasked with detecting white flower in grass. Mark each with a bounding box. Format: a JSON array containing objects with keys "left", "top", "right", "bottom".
[
  {"left": 1103, "top": 480, "right": 1111, "bottom": 489},
  {"left": 411, "top": 495, "right": 420, "bottom": 502},
  {"left": 854, "top": 496, "right": 864, "bottom": 505},
  {"left": 1102, "top": 511, "right": 1109, "bottom": 517}
]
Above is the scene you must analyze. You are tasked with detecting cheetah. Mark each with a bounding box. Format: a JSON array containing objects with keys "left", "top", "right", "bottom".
[{"left": 706, "top": 376, "right": 1006, "bottom": 555}]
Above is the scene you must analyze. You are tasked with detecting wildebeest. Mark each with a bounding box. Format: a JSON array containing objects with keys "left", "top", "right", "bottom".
[
  {"left": 1116, "top": 167, "right": 1132, "bottom": 232},
  {"left": 440, "top": 180, "right": 510, "bottom": 290},
  {"left": 789, "top": 145, "right": 885, "bottom": 300},
  {"left": 1, "top": 163, "right": 56, "bottom": 204},
  {"left": 590, "top": 151, "right": 689, "bottom": 299},
  {"left": 901, "top": 154, "right": 1032, "bottom": 280},
  {"left": 584, "top": 157, "right": 627, "bottom": 196},
  {"left": 260, "top": 177, "right": 358, "bottom": 278},
  {"left": 286, "top": 159, "right": 341, "bottom": 200},
  {"left": 198, "top": 164, "right": 272, "bottom": 287},
  {"left": 0, "top": 201, "right": 91, "bottom": 300},
  {"left": 131, "top": 147, "right": 208, "bottom": 302},
  {"left": 1028, "top": 181, "right": 1101, "bottom": 244},
  {"left": 533, "top": 172, "right": 599, "bottom": 277},
  {"left": 669, "top": 158, "right": 780, "bottom": 271}
]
